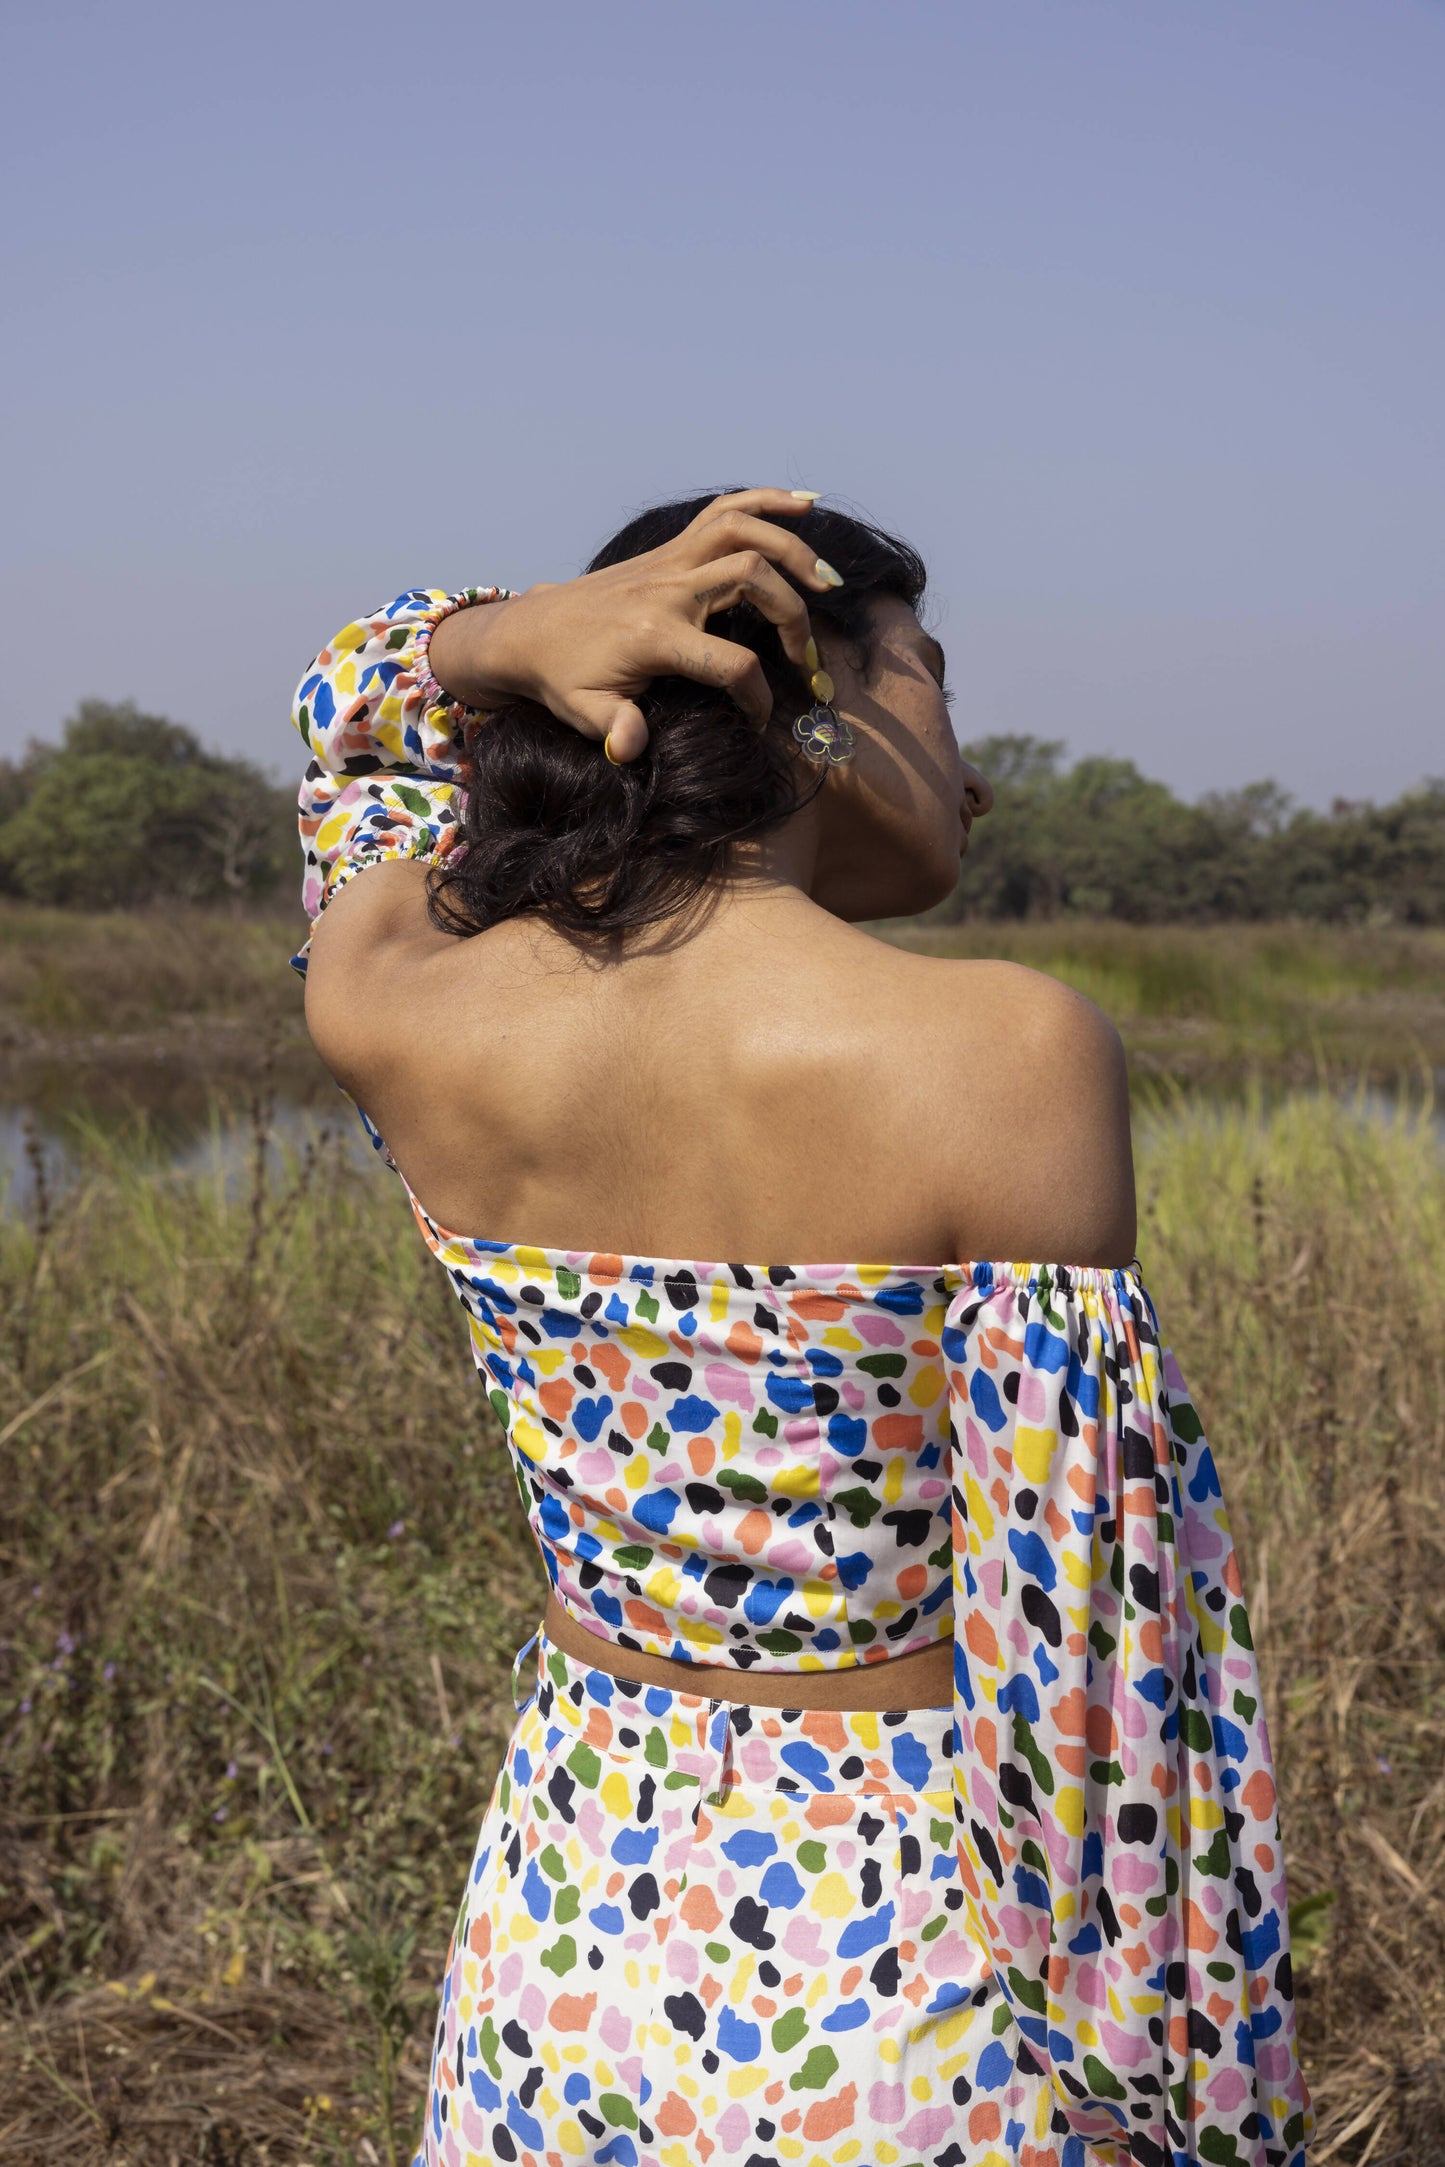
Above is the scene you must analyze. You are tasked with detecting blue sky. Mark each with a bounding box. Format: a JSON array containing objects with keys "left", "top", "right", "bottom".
[{"left": 4, "top": 0, "right": 1441, "bottom": 805}]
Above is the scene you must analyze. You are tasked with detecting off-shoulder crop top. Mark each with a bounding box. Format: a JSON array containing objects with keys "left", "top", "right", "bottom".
[{"left": 289, "top": 589, "right": 1312, "bottom": 2163}]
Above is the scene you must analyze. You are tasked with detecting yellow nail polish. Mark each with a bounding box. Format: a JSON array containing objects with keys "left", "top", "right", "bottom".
[
  {"left": 810, "top": 669, "right": 835, "bottom": 705},
  {"left": 603, "top": 734, "right": 623, "bottom": 766},
  {"left": 790, "top": 489, "right": 822, "bottom": 501},
  {"left": 815, "top": 559, "right": 844, "bottom": 587},
  {"left": 804, "top": 637, "right": 820, "bottom": 674}
]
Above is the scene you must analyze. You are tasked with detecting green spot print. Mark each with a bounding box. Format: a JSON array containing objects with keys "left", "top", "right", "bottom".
[
  {"left": 478, "top": 2013, "right": 502, "bottom": 2079},
  {"left": 921, "top": 1915, "right": 948, "bottom": 1942},
  {"left": 771, "top": 2008, "right": 808, "bottom": 2051},
  {"left": 568, "top": 1743, "right": 601, "bottom": 1788},
  {"left": 752, "top": 1408, "right": 779, "bottom": 1437},
  {"left": 540, "top": 1933, "right": 576, "bottom": 1976},
  {"left": 555, "top": 1885, "right": 581, "bottom": 1923},
  {"left": 788, "top": 2045, "right": 838, "bottom": 2091},
  {"left": 705, "top": 1940, "right": 732, "bottom": 1964},
  {"left": 833, "top": 1485, "right": 881, "bottom": 1527},
  {"left": 1229, "top": 1604, "right": 1255, "bottom": 1651},
  {"left": 645, "top": 1726, "right": 669, "bottom": 1767},
  {"left": 796, "top": 1841, "right": 827, "bottom": 1873},
  {"left": 556, "top": 1267, "right": 581, "bottom": 1301},
  {"left": 646, "top": 1424, "right": 670, "bottom": 1456},
  {"left": 635, "top": 1290, "right": 659, "bottom": 1323},
  {"left": 717, "top": 1467, "right": 768, "bottom": 1504},
  {"left": 857, "top": 1352, "right": 908, "bottom": 1378},
  {"left": 1007, "top": 1968, "right": 1046, "bottom": 2015},
  {"left": 1082, "top": 2053, "right": 1128, "bottom": 2101},
  {"left": 615, "top": 1545, "right": 654, "bottom": 1571},
  {"left": 539, "top": 1844, "right": 566, "bottom": 1883},
  {"left": 1233, "top": 1688, "right": 1258, "bottom": 1723},
  {"left": 599, "top": 2093, "right": 639, "bottom": 2129},
  {"left": 930, "top": 1818, "right": 954, "bottom": 1849},
  {"left": 1180, "top": 1708, "right": 1213, "bottom": 1754}
]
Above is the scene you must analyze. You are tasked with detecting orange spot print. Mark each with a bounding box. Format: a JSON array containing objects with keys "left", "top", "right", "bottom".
[
  {"left": 1085, "top": 1705, "right": 1119, "bottom": 1756},
  {"left": 1065, "top": 1463, "right": 1096, "bottom": 1505},
  {"left": 592, "top": 1342, "right": 630, "bottom": 1391},
  {"left": 539, "top": 1379, "right": 576, "bottom": 1420},
  {"left": 753, "top": 1996, "right": 776, "bottom": 2018},
  {"left": 805, "top": 1795, "right": 854, "bottom": 1829},
  {"left": 802, "top": 2083, "right": 857, "bottom": 2140},
  {"left": 549, "top": 1991, "right": 597, "bottom": 2031},
  {"left": 1169, "top": 2014, "right": 1190, "bottom": 2055},
  {"left": 620, "top": 1401, "right": 648, "bottom": 1439},
  {"left": 680, "top": 1884, "right": 722, "bottom": 1932},
  {"left": 765, "top": 2081, "right": 785, "bottom": 2105},
  {"left": 1183, "top": 1897, "right": 1220, "bottom": 1952},
  {"left": 700, "top": 1974, "right": 722, "bottom": 2006},
  {"left": 466, "top": 1914, "right": 491, "bottom": 1958},
  {"left": 656, "top": 2092, "right": 697, "bottom": 2137},
  {"left": 965, "top": 1612, "right": 1000, "bottom": 1667},
  {"left": 588, "top": 1253, "right": 624, "bottom": 1282},
  {"left": 737, "top": 1508, "right": 772, "bottom": 1556},
  {"left": 726, "top": 1320, "right": 762, "bottom": 1362},
  {"left": 1207, "top": 1992, "right": 1235, "bottom": 2027},
  {"left": 780, "top": 2108, "right": 802, "bottom": 2132},
  {"left": 583, "top": 1707, "right": 615, "bottom": 1748},
  {"left": 801, "top": 1710, "right": 847, "bottom": 1752},
  {"left": 623, "top": 1599, "right": 667, "bottom": 1637},
  {"left": 840, "top": 1964, "right": 863, "bottom": 1994},
  {"left": 1138, "top": 1618, "right": 1164, "bottom": 1664},
  {"left": 1241, "top": 1767, "right": 1276, "bottom": 1821},
  {"left": 1043, "top": 1498, "right": 1073, "bottom": 1542},
  {"left": 875, "top": 1413, "right": 923, "bottom": 1452},
  {"left": 974, "top": 1715, "right": 999, "bottom": 1770},
  {"left": 1053, "top": 1687, "right": 1087, "bottom": 1738},
  {"left": 969, "top": 2104, "right": 1003, "bottom": 2145},
  {"left": 1057, "top": 1743, "right": 1087, "bottom": 1777},
  {"left": 687, "top": 1436, "right": 716, "bottom": 1475},
  {"left": 897, "top": 1562, "right": 929, "bottom": 1600},
  {"left": 792, "top": 1292, "right": 848, "bottom": 1321}
]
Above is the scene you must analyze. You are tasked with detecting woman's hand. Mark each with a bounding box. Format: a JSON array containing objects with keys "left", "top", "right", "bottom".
[{"left": 427, "top": 488, "right": 841, "bottom": 763}]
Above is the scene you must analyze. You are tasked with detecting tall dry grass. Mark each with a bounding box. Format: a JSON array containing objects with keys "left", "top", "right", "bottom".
[{"left": 1, "top": 1087, "right": 1442, "bottom": 2163}]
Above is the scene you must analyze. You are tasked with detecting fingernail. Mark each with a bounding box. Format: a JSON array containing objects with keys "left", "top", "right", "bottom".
[
  {"left": 603, "top": 733, "right": 623, "bottom": 766},
  {"left": 810, "top": 669, "right": 835, "bottom": 705},
  {"left": 804, "top": 636, "right": 820, "bottom": 673},
  {"left": 790, "top": 489, "right": 822, "bottom": 501},
  {"left": 815, "top": 559, "right": 844, "bottom": 587}
]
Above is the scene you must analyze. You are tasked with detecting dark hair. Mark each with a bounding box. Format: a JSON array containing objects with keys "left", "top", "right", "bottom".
[{"left": 426, "top": 491, "right": 927, "bottom": 942}]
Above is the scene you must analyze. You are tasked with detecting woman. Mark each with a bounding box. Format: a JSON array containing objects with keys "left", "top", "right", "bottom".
[{"left": 292, "top": 490, "right": 1311, "bottom": 2167}]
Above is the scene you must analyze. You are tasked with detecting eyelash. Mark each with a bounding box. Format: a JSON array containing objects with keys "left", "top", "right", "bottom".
[{"left": 941, "top": 681, "right": 955, "bottom": 709}]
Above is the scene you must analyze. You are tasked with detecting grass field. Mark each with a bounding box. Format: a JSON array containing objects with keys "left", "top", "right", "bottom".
[{"left": 2, "top": 1083, "right": 1442, "bottom": 2164}]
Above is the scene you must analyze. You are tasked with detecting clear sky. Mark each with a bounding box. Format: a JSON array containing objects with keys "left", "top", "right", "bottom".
[{"left": 5, "top": 0, "right": 1441, "bottom": 805}]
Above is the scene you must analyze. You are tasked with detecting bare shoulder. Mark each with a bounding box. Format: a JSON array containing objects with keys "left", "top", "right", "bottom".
[
  {"left": 301, "top": 859, "right": 446, "bottom": 1093},
  {"left": 915, "top": 954, "right": 1137, "bottom": 1267}
]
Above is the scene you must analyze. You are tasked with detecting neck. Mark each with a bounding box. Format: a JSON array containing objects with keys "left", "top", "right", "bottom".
[{"left": 716, "top": 793, "right": 822, "bottom": 909}]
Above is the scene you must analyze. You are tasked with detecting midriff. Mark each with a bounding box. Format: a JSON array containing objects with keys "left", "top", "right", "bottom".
[{"left": 542, "top": 1592, "right": 954, "bottom": 1711}]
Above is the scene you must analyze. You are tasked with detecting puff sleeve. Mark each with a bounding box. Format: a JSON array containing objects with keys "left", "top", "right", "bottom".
[
  {"left": 289, "top": 585, "right": 510, "bottom": 974},
  {"left": 943, "top": 1263, "right": 1312, "bottom": 2166}
]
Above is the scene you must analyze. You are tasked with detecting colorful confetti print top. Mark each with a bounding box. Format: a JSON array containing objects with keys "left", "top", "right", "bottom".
[{"left": 292, "top": 593, "right": 1311, "bottom": 2163}]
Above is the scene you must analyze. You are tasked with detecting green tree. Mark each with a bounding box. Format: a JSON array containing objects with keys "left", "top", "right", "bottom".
[{"left": 0, "top": 701, "right": 293, "bottom": 909}]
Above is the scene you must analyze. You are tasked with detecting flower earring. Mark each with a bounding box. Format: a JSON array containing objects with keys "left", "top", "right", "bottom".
[{"left": 792, "top": 637, "right": 855, "bottom": 766}]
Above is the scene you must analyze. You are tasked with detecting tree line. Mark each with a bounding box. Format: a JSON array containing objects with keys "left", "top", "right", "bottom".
[{"left": 0, "top": 703, "right": 1440, "bottom": 922}]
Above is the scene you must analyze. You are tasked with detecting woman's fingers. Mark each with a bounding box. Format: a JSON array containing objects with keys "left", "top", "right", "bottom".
[
  {"left": 676, "top": 506, "right": 839, "bottom": 596},
  {"left": 686, "top": 550, "right": 812, "bottom": 668},
  {"left": 565, "top": 689, "right": 650, "bottom": 762},
  {"left": 674, "top": 632, "right": 773, "bottom": 724}
]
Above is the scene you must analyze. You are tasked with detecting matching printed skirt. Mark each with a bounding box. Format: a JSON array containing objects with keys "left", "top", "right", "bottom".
[{"left": 415, "top": 1633, "right": 1092, "bottom": 2167}]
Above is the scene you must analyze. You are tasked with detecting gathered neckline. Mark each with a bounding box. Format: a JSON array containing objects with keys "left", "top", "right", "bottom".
[{"left": 402, "top": 1184, "right": 1143, "bottom": 1296}]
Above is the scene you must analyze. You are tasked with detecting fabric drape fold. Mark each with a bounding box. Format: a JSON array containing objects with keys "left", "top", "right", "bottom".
[{"left": 943, "top": 1263, "right": 1310, "bottom": 2165}]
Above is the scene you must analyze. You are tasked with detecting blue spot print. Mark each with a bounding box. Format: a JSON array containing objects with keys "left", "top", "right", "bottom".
[
  {"left": 1023, "top": 1322, "right": 1070, "bottom": 1374},
  {"left": 611, "top": 1826, "right": 659, "bottom": 1865},
  {"left": 721, "top": 1830, "right": 778, "bottom": 1867},
  {"left": 588, "top": 1902, "right": 624, "bottom": 1934},
  {"left": 522, "top": 1860, "right": 552, "bottom": 1922},
  {"left": 821, "top": 1999, "right": 871, "bottom": 2030},
  {"left": 539, "top": 1495, "right": 570, "bottom": 1544},
  {"left": 976, "top": 2039, "right": 1014, "bottom": 2090},
  {"left": 644, "top": 1687, "right": 672, "bottom": 1717},
  {"left": 468, "top": 2065, "right": 501, "bottom": 2111},
  {"left": 834, "top": 1550, "right": 874, "bottom": 1592},
  {"left": 1212, "top": 1715, "right": 1249, "bottom": 1762},
  {"left": 312, "top": 680, "right": 335, "bottom": 728},
  {"left": 925, "top": 1981, "right": 970, "bottom": 2014},
  {"left": 1007, "top": 1528, "right": 1058, "bottom": 1592},
  {"left": 890, "top": 1731, "right": 933, "bottom": 1788},
  {"left": 593, "top": 1592, "right": 623, "bottom": 1627},
  {"left": 507, "top": 2098, "right": 545, "bottom": 2150},
  {"left": 996, "top": 1674, "right": 1040, "bottom": 1722},
  {"left": 667, "top": 1396, "right": 721, "bottom": 1434},
  {"left": 969, "top": 1370, "right": 1008, "bottom": 1433},
  {"left": 1188, "top": 1446, "right": 1224, "bottom": 1503},
  {"left": 1240, "top": 1915, "right": 1282, "bottom": 1967},
  {"left": 512, "top": 1747, "right": 532, "bottom": 1787},
  {"left": 1047, "top": 2026, "right": 1077, "bottom": 2064},
  {"left": 573, "top": 1395, "right": 615, "bottom": 1442},
  {"left": 597, "top": 2138, "right": 638, "bottom": 2167},
  {"left": 779, "top": 1740, "right": 833, "bottom": 1789},
  {"left": 766, "top": 1375, "right": 815, "bottom": 1414},
  {"left": 563, "top": 2073, "right": 591, "bottom": 2104},
  {"left": 1012, "top": 1867, "right": 1051, "bottom": 1911},
  {"left": 633, "top": 1490, "right": 680, "bottom": 1535},
  {"left": 1133, "top": 1667, "right": 1169, "bottom": 1708},
  {"left": 742, "top": 1579, "right": 791, "bottom": 1625},
  {"left": 759, "top": 1862, "right": 806, "bottom": 1908},
  {"left": 717, "top": 2008, "right": 761, "bottom": 2062},
  {"left": 837, "top": 1901, "right": 895, "bottom": 1958}
]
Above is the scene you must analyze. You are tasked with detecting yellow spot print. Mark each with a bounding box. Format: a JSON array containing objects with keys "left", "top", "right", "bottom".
[
  {"left": 511, "top": 1419, "right": 549, "bottom": 1467},
  {"left": 772, "top": 1462, "right": 819, "bottom": 1500},
  {"left": 624, "top": 1456, "right": 648, "bottom": 1491},
  {"left": 1055, "top": 1785, "right": 1086, "bottom": 1837},
  {"left": 1190, "top": 1797, "right": 1225, "bottom": 1830},
  {"left": 810, "top": 1872, "right": 853, "bottom": 1918},
  {"left": 727, "top": 2063, "right": 767, "bottom": 2095},
  {"left": 847, "top": 1710, "right": 880, "bottom": 1751},
  {"left": 618, "top": 1324, "right": 670, "bottom": 1360},
  {"left": 557, "top": 2121, "right": 588, "bottom": 2159},
  {"left": 709, "top": 1279, "right": 731, "bottom": 1324},
  {"left": 331, "top": 621, "right": 367, "bottom": 652},
  {"left": 883, "top": 1456, "right": 905, "bottom": 1504},
  {"left": 645, "top": 1566, "right": 682, "bottom": 1609},
  {"left": 963, "top": 1471, "right": 995, "bottom": 1540},
  {"left": 1014, "top": 1425, "right": 1058, "bottom": 1484},
  {"left": 909, "top": 1364, "right": 944, "bottom": 1408}
]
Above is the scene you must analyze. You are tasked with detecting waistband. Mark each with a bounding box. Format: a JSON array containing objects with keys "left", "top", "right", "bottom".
[{"left": 508, "top": 1627, "right": 953, "bottom": 1811}]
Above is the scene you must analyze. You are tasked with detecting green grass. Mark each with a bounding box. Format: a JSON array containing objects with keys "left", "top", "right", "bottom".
[{"left": 1, "top": 1089, "right": 1442, "bottom": 2161}]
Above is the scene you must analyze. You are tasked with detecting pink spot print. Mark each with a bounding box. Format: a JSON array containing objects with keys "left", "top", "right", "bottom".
[
  {"left": 867, "top": 2080, "right": 906, "bottom": 2125},
  {"left": 715, "top": 2102, "right": 753, "bottom": 2152}
]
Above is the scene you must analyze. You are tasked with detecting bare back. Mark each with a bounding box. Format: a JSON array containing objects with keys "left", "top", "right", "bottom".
[{"left": 305, "top": 860, "right": 1137, "bottom": 1268}]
